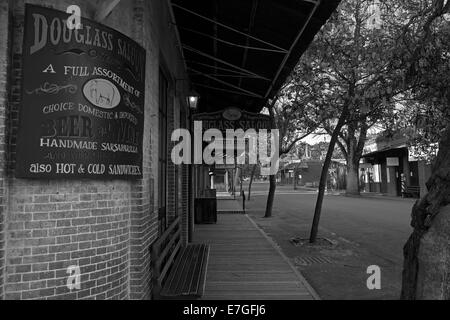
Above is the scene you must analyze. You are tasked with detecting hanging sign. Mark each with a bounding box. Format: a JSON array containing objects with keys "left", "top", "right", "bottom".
[
  {"left": 386, "top": 157, "right": 400, "bottom": 167},
  {"left": 193, "top": 107, "right": 273, "bottom": 133},
  {"left": 16, "top": 5, "right": 146, "bottom": 179}
]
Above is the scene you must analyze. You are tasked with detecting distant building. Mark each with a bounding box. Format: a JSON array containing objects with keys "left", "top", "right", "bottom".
[
  {"left": 296, "top": 141, "right": 343, "bottom": 162},
  {"left": 279, "top": 159, "right": 346, "bottom": 190},
  {"left": 361, "top": 132, "right": 433, "bottom": 198}
]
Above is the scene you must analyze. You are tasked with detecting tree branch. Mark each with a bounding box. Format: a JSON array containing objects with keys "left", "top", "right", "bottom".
[
  {"left": 280, "top": 129, "right": 317, "bottom": 156},
  {"left": 336, "top": 138, "right": 348, "bottom": 160}
]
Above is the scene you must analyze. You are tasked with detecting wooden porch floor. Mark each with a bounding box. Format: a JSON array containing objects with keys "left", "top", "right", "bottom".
[{"left": 194, "top": 214, "right": 318, "bottom": 300}]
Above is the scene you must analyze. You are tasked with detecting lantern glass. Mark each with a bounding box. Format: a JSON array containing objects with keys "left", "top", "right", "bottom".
[{"left": 188, "top": 94, "right": 199, "bottom": 109}]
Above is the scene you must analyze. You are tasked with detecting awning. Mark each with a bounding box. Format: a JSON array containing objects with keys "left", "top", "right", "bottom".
[
  {"left": 362, "top": 145, "right": 407, "bottom": 158},
  {"left": 170, "top": 0, "right": 341, "bottom": 113}
]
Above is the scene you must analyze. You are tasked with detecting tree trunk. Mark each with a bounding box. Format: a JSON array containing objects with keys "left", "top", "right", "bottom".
[
  {"left": 264, "top": 101, "right": 278, "bottom": 218},
  {"left": 344, "top": 122, "right": 367, "bottom": 196},
  {"left": 310, "top": 107, "right": 348, "bottom": 243},
  {"left": 265, "top": 175, "right": 277, "bottom": 218},
  {"left": 248, "top": 165, "right": 257, "bottom": 201},
  {"left": 346, "top": 161, "right": 360, "bottom": 196},
  {"left": 401, "top": 124, "right": 450, "bottom": 300}
]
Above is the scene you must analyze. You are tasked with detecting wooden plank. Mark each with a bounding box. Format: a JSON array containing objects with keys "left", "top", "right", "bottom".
[
  {"left": 196, "top": 245, "right": 210, "bottom": 297},
  {"left": 205, "top": 271, "right": 298, "bottom": 282},
  {"left": 177, "top": 245, "right": 201, "bottom": 295},
  {"left": 155, "top": 228, "right": 181, "bottom": 272},
  {"left": 152, "top": 217, "right": 182, "bottom": 299},
  {"left": 203, "top": 294, "right": 313, "bottom": 301},
  {"left": 162, "top": 245, "right": 192, "bottom": 296},
  {"left": 160, "top": 244, "right": 209, "bottom": 298},
  {"left": 153, "top": 217, "right": 181, "bottom": 250},
  {"left": 208, "top": 251, "right": 276, "bottom": 256},
  {"left": 184, "top": 245, "right": 206, "bottom": 295},
  {"left": 158, "top": 241, "right": 181, "bottom": 285},
  {"left": 182, "top": 245, "right": 206, "bottom": 295},
  {"left": 205, "top": 282, "right": 308, "bottom": 293},
  {"left": 206, "top": 265, "right": 292, "bottom": 272},
  {"left": 194, "top": 214, "right": 317, "bottom": 300}
]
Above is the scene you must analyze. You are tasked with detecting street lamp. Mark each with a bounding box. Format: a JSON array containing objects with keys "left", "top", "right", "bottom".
[{"left": 187, "top": 91, "right": 200, "bottom": 110}]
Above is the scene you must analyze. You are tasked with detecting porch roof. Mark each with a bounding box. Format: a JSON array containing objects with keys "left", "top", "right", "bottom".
[
  {"left": 362, "top": 145, "right": 408, "bottom": 158},
  {"left": 170, "top": 0, "right": 341, "bottom": 113}
]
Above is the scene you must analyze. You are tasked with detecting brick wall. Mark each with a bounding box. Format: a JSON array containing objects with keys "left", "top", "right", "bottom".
[
  {"left": 128, "top": 0, "right": 157, "bottom": 301},
  {"left": 6, "top": 181, "right": 131, "bottom": 300},
  {"left": 0, "top": 0, "right": 190, "bottom": 300},
  {"left": 0, "top": 0, "right": 11, "bottom": 301}
]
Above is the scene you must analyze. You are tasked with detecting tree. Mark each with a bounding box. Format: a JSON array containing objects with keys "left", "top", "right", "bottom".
[
  {"left": 385, "top": 0, "right": 450, "bottom": 299},
  {"left": 263, "top": 77, "right": 324, "bottom": 218},
  {"left": 337, "top": 0, "right": 450, "bottom": 299},
  {"left": 278, "top": 0, "right": 450, "bottom": 296},
  {"left": 310, "top": 106, "right": 349, "bottom": 242},
  {"left": 298, "top": 0, "right": 407, "bottom": 241},
  {"left": 311, "top": 0, "right": 412, "bottom": 197}
]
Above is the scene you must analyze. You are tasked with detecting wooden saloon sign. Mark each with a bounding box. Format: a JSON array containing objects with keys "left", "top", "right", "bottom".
[
  {"left": 193, "top": 108, "right": 273, "bottom": 132},
  {"left": 16, "top": 5, "right": 146, "bottom": 179}
]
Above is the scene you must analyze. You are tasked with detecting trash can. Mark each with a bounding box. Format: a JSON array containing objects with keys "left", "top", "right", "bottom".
[{"left": 195, "top": 189, "right": 217, "bottom": 224}]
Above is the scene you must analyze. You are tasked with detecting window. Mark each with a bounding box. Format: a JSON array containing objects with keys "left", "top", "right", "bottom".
[{"left": 158, "top": 71, "right": 169, "bottom": 234}]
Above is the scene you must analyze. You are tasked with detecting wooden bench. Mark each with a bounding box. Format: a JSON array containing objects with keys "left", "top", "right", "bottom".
[
  {"left": 151, "top": 217, "right": 210, "bottom": 300},
  {"left": 402, "top": 186, "right": 420, "bottom": 198}
]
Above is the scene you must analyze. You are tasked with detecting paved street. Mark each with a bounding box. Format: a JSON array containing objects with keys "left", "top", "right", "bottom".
[{"left": 240, "top": 182, "right": 416, "bottom": 300}]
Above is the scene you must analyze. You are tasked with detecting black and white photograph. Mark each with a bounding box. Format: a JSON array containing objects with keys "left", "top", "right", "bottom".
[{"left": 0, "top": 0, "right": 448, "bottom": 309}]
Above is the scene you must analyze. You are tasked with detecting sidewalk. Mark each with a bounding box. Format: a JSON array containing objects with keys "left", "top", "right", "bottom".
[
  {"left": 217, "top": 192, "right": 244, "bottom": 214},
  {"left": 217, "top": 192, "right": 236, "bottom": 200},
  {"left": 330, "top": 191, "right": 419, "bottom": 202},
  {"left": 194, "top": 214, "right": 318, "bottom": 300}
]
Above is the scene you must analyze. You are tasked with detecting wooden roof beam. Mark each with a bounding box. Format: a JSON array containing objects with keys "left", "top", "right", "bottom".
[
  {"left": 172, "top": 3, "right": 288, "bottom": 52},
  {"left": 189, "top": 68, "right": 264, "bottom": 98},
  {"left": 183, "top": 45, "right": 271, "bottom": 81}
]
